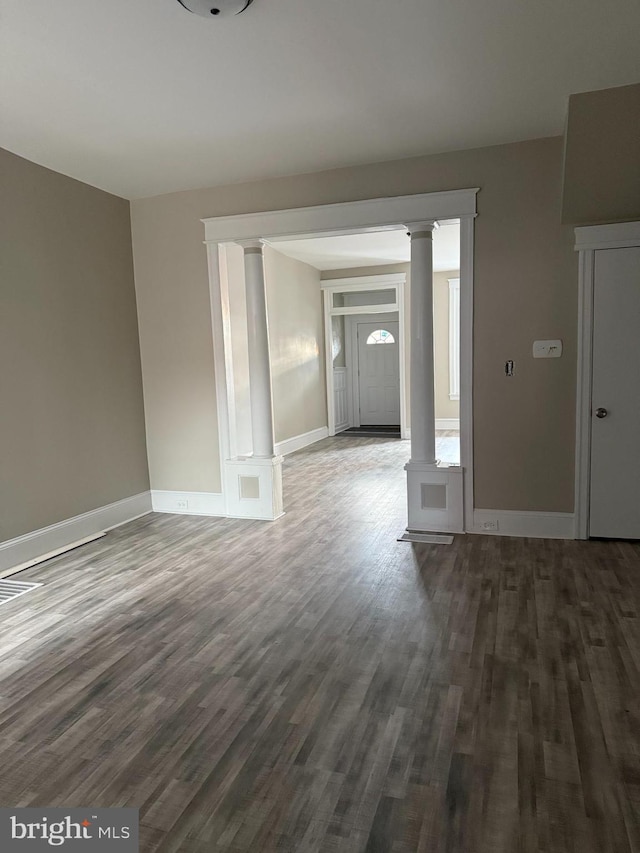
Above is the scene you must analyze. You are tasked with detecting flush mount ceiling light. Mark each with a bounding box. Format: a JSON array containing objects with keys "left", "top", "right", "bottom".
[{"left": 176, "top": 0, "right": 254, "bottom": 17}]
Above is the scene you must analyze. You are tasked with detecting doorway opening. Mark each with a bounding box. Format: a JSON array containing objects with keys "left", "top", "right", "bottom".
[
  {"left": 306, "top": 224, "right": 461, "bottom": 466},
  {"left": 344, "top": 317, "right": 401, "bottom": 438},
  {"left": 203, "top": 187, "right": 476, "bottom": 531}
]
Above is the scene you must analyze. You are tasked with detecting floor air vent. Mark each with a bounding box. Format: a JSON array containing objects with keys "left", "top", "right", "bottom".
[
  {"left": 397, "top": 532, "right": 454, "bottom": 545},
  {"left": 0, "top": 579, "right": 42, "bottom": 606}
]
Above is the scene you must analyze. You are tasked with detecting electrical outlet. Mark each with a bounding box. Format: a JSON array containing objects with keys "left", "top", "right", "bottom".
[
  {"left": 481, "top": 519, "right": 499, "bottom": 531},
  {"left": 176, "top": 498, "right": 189, "bottom": 510}
]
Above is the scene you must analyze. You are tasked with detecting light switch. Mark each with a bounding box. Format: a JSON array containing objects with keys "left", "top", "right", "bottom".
[{"left": 533, "top": 339, "right": 562, "bottom": 358}]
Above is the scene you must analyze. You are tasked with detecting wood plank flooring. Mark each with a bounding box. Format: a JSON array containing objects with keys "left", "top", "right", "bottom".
[{"left": 0, "top": 437, "right": 638, "bottom": 852}]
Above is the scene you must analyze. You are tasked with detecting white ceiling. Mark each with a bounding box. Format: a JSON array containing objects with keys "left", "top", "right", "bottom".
[
  {"left": 2, "top": 0, "right": 639, "bottom": 199},
  {"left": 269, "top": 223, "right": 460, "bottom": 272}
]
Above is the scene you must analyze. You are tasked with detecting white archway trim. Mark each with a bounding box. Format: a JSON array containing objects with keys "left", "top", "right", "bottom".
[
  {"left": 204, "top": 189, "right": 478, "bottom": 531},
  {"left": 202, "top": 189, "right": 478, "bottom": 243}
]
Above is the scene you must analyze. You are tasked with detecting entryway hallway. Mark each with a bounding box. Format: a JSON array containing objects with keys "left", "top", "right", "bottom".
[{"left": 0, "top": 438, "right": 636, "bottom": 852}]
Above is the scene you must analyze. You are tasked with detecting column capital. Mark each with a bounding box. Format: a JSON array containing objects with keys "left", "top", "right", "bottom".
[
  {"left": 405, "top": 221, "right": 439, "bottom": 239},
  {"left": 238, "top": 238, "right": 266, "bottom": 253}
]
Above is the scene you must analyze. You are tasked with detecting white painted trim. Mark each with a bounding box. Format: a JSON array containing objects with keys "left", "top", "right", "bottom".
[
  {"left": 573, "top": 221, "right": 640, "bottom": 540},
  {"left": 203, "top": 191, "right": 476, "bottom": 526},
  {"left": 323, "top": 278, "right": 407, "bottom": 438},
  {"left": 203, "top": 190, "right": 479, "bottom": 244},
  {"left": 207, "top": 243, "right": 233, "bottom": 505},
  {"left": 323, "top": 288, "right": 337, "bottom": 436},
  {"left": 333, "top": 366, "right": 350, "bottom": 433},
  {"left": 151, "top": 490, "right": 226, "bottom": 517},
  {"left": 573, "top": 222, "right": 640, "bottom": 539},
  {"left": 405, "top": 463, "right": 464, "bottom": 533},
  {"left": 398, "top": 282, "right": 408, "bottom": 440},
  {"left": 0, "top": 492, "right": 152, "bottom": 574},
  {"left": 330, "top": 304, "right": 399, "bottom": 316},
  {"left": 448, "top": 277, "right": 460, "bottom": 401},
  {"left": 346, "top": 312, "right": 404, "bottom": 435},
  {"left": 575, "top": 221, "right": 640, "bottom": 251},
  {"left": 459, "top": 216, "right": 474, "bottom": 533},
  {"left": 274, "top": 426, "right": 329, "bottom": 456},
  {"left": 320, "top": 275, "right": 406, "bottom": 292},
  {"left": 1, "top": 534, "right": 107, "bottom": 579},
  {"left": 472, "top": 509, "right": 575, "bottom": 539},
  {"left": 346, "top": 315, "right": 358, "bottom": 429},
  {"left": 574, "top": 248, "right": 595, "bottom": 539},
  {"left": 322, "top": 274, "right": 403, "bottom": 316},
  {"left": 224, "top": 456, "right": 284, "bottom": 521}
]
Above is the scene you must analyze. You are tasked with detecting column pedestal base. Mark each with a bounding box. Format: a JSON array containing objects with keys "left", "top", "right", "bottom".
[
  {"left": 224, "top": 456, "right": 284, "bottom": 520},
  {"left": 404, "top": 461, "right": 464, "bottom": 534}
]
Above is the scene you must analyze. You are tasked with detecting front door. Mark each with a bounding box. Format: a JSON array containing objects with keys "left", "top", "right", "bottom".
[
  {"left": 589, "top": 246, "right": 640, "bottom": 538},
  {"left": 357, "top": 321, "right": 400, "bottom": 426}
]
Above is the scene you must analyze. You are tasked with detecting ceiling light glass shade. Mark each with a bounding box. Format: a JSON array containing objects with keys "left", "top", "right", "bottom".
[{"left": 177, "top": 0, "right": 254, "bottom": 17}]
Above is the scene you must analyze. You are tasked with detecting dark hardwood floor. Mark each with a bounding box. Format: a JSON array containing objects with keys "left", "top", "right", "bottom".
[{"left": 0, "top": 437, "right": 638, "bottom": 852}]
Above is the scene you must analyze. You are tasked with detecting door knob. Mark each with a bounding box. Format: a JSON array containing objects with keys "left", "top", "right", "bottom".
[{"left": 595, "top": 407, "right": 608, "bottom": 419}]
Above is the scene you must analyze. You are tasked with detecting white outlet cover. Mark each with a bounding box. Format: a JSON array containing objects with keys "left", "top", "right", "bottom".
[{"left": 533, "top": 339, "right": 562, "bottom": 358}]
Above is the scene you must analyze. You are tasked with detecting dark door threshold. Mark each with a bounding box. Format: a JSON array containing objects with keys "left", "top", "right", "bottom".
[{"left": 338, "top": 425, "right": 401, "bottom": 438}]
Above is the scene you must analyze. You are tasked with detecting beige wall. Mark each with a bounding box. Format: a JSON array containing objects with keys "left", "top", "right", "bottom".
[
  {"left": 0, "top": 148, "right": 149, "bottom": 542},
  {"left": 131, "top": 135, "right": 576, "bottom": 511},
  {"left": 220, "top": 244, "right": 326, "bottom": 454},
  {"left": 562, "top": 83, "right": 640, "bottom": 225},
  {"left": 264, "top": 247, "right": 326, "bottom": 443},
  {"left": 131, "top": 191, "right": 220, "bottom": 492}
]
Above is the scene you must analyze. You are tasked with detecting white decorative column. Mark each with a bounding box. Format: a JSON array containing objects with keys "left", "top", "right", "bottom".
[
  {"left": 408, "top": 222, "right": 438, "bottom": 465},
  {"left": 404, "top": 221, "right": 463, "bottom": 535},
  {"left": 242, "top": 240, "right": 275, "bottom": 458},
  {"left": 224, "top": 240, "right": 284, "bottom": 520}
]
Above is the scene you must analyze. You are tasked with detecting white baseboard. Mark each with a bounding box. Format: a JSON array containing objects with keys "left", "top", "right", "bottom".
[
  {"left": 0, "top": 491, "right": 152, "bottom": 574},
  {"left": 151, "top": 490, "right": 226, "bottom": 517},
  {"left": 435, "top": 419, "right": 460, "bottom": 430},
  {"left": 471, "top": 509, "right": 575, "bottom": 539},
  {"left": 274, "top": 426, "right": 329, "bottom": 456}
]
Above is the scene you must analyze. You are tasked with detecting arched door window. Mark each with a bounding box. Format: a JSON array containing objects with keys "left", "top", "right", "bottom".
[{"left": 366, "top": 329, "right": 395, "bottom": 345}]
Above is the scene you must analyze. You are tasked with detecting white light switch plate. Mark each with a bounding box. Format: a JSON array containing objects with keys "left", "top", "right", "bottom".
[{"left": 533, "top": 339, "right": 562, "bottom": 358}]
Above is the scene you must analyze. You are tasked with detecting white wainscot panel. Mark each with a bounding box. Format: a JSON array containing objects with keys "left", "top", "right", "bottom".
[{"left": 334, "top": 367, "right": 349, "bottom": 431}]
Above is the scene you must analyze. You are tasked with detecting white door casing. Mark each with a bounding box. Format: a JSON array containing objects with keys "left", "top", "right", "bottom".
[
  {"left": 324, "top": 277, "right": 406, "bottom": 435},
  {"left": 574, "top": 221, "right": 640, "bottom": 539},
  {"left": 356, "top": 321, "right": 401, "bottom": 425},
  {"left": 589, "top": 246, "right": 640, "bottom": 539}
]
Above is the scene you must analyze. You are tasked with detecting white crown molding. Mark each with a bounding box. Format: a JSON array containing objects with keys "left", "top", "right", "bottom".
[
  {"left": 274, "top": 426, "right": 329, "bottom": 457},
  {"left": 151, "top": 490, "right": 226, "bottom": 516},
  {"left": 202, "top": 189, "right": 479, "bottom": 244},
  {"left": 574, "top": 221, "right": 640, "bottom": 251},
  {"left": 0, "top": 492, "right": 152, "bottom": 575},
  {"left": 472, "top": 509, "right": 575, "bottom": 539}
]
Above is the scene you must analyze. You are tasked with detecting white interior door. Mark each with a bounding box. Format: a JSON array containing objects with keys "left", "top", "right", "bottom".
[
  {"left": 357, "top": 321, "right": 400, "bottom": 425},
  {"left": 589, "top": 246, "right": 640, "bottom": 539}
]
